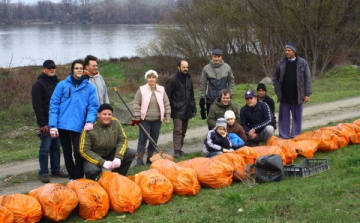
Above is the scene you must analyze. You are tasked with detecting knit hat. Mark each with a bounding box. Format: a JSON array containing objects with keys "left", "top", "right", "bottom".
[
  {"left": 224, "top": 110, "right": 236, "bottom": 120},
  {"left": 144, "top": 70, "right": 158, "bottom": 80},
  {"left": 285, "top": 42, "right": 297, "bottom": 53},
  {"left": 257, "top": 83, "right": 267, "bottom": 92},
  {"left": 98, "top": 103, "right": 113, "bottom": 113},
  {"left": 215, "top": 118, "right": 227, "bottom": 130}
]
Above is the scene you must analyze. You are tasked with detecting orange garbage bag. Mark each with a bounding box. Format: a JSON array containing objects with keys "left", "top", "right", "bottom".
[
  {"left": 234, "top": 146, "right": 259, "bottom": 164},
  {"left": 352, "top": 118, "right": 360, "bottom": 126},
  {"left": 0, "top": 206, "right": 13, "bottom": 223},
  {"left": 0, "top": 194, "right": 42, "bottom": 223},
  {"left": 294, "top": 130, "right": 339, "bottom": 151},
  {"left": 293, "top": 140, "right": 320, "bottom": 158},
  {"left": 253, "top": 145, "right": 287, "bottom": 165},
  {"left": 28, "top": 183, "right": 78, "bottom": 222},
  {"left": 67, "top": 179, "right": 109, "bottom": 220},
  {"left": 320, "top": 126, "right": 349, "bottom": 148},
  {"left": 341, "top": 123, "right": 360, "bottom": 144},
  {"left": 150, "top": 159, "right": 200, "bottom": 196},
  {"left": 211, "top": 153, "right": 247, "bottom": 181},
  {"left": 98, "top": 171, "right": 142, "bottom": 213},
  {"left": 177, "top": 157, "right": 233, "bottom": 189},
  {"left": 128, "top": 169, "right": 173, "bottom": 205},
  {"left": 266, "top": 136, "right": 298, "bottom": 164}
]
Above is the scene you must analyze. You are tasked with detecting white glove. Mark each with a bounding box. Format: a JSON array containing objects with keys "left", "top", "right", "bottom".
[
  {"left": 84, "top": 123, "right": 94, "bottom": 131},
  {"left": 112, "top": 158, "right": 121, "bottom": 169},
  {"left": 103, "top": 161, "right": 113, "bottom": 170},
  {"left": 50, "top": 128, "right": 59, "bottom": 138}
]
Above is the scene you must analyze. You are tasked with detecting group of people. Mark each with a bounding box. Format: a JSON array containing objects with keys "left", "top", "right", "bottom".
[{"left": 31, "top": 42, "right": 311, "bottom": 183}]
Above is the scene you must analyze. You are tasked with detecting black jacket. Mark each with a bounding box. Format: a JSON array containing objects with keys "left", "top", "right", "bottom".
[
  {"left": 165, "top": 71, "right": 196, "bottom": 119},
  {"left": 240, "top": 101, "right": 273, "bottom": 135},
  {"left": 258, "top": 95, "right": 276, "bottom": 128},
  {"left": 31, "top": 73, "right": 59, "bottom": 127}
]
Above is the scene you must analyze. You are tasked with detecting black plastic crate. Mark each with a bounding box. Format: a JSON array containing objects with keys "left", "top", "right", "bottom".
[{"left": 283, "top": 159, "right": 330, "bottom": 178}]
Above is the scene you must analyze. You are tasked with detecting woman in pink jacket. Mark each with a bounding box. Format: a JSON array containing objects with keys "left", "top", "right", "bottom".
[{"left": 133, "top": 70, "right": 171, "bottom": 166}]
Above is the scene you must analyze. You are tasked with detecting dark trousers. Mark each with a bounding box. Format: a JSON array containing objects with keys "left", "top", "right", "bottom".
[
  {"left": 83, "top": 148, "right": 136, "bottom": 180},
  {"left": 38, "top": 135, "right": 61, "bottom": 176},
  {"left": 278, "top": 102, "right": 303, "bottom": 139},
  {"left": 58, "top": 129, "right": 83, "bottom": 180},
  {"left": 136, "top": 120, "right": 162, "bottom": 154},
  {"left": 172, "top": 118, "right": 189, "bottom": 151}
]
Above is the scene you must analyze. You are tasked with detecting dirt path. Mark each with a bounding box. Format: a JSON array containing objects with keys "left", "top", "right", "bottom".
[{"left": 1, "top": 97, "right": 360, "bottom": 195}]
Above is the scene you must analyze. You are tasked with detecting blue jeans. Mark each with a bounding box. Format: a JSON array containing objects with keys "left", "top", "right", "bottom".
[
  {"left": 207, "top": 151, "right": 223, "bottom": 158},
  {"left": 39, "top": 135, "right": 61, "bottom": 176},
  {"left": 137, "top": 120, "right": 162, "bottom": 154}
]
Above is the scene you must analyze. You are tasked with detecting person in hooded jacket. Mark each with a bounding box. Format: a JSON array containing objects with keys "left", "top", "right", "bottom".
[
  {"left": 165, "top": 60, "right": 196, "bottom": 158},
  {"left": 49, "top": 59, "right": 99, "bottom": 180}
]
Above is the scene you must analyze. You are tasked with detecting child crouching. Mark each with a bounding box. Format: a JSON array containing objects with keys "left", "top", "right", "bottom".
[{"left": 202, "top": 118, "right": 233, "bottom": 158}]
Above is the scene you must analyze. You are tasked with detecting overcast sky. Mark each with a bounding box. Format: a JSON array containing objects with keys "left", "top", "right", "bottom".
[{"left": 17, "top": 0, "right": 61, "bottom": 4}]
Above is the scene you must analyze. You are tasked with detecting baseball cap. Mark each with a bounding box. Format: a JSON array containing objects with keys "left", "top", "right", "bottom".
[
  {"left": 43, "top": 60, "right": 56, "bottom": 68},
  {"left": 244, "top": 90, "right": 256, "bottom": 99}
]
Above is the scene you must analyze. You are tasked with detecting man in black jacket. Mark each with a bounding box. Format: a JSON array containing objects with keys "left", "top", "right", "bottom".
[
  {"left": 240, "top": 90, "right": 274, "bottom": 146},
  {"left": 165, "top": 60, "right": 196, "bottom": 158},
  {"left": 257, "top": 83, "right": 277, "bottom": 129},
  {"left": 31, "top": 60, "right": 68, "bottom": 183}
]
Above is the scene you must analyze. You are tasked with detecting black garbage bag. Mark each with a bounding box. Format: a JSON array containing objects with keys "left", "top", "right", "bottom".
[{"left": 254, "top": 154, "right": 284, "bottom": 183}]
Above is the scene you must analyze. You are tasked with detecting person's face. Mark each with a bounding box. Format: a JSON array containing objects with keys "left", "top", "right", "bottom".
[
  {"left": 97, "top": 109, "right": 112, "bottom": 125},
  {"left": 257, "top": 89, "right": 266, "bottom": 99},
  {"left": 285, "top": 48, "right": 296, "bottom": 59},
  {"left": 221, "top": 93, "right": 231, "bottom": 106},
  {"left": 212, "top": 54, "right": 223, "bottom": 64},
  {"left": 178, "top": 61, "right": 189, "bottom": 74},
  {"left": 43, "top": 66, "right": 56, "bottom": 76},
  {"left": 216, "top": 126, "right": 226, "bottom": 135},
  {"left": 85, "top": 60, "right": 98, "bottom": 75},
  {"left": 226, "top": 118, "right": 235, "bottom": 126},
  {"left": 73, "top": 63, "right": 83, "bottom": 79},
  {"left": 146, "top": 74, "right": 157, "bottom": 87},
  {"left": 246, "top": 96, "right": 257, "bottom": 107}
]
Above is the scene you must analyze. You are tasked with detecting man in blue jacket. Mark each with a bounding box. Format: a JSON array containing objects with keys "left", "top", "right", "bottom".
[{"left": 240, "top": 90, "right": 274, "bottom": 146}]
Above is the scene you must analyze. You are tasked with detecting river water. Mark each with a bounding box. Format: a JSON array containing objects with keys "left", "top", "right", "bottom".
[{"left": 0, "top": 24, "right": 157, "bottom": 68}]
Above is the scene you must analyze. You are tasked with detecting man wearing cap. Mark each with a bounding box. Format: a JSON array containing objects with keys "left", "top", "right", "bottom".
[
  {"left": 273, "top": 42, "right": 312, "bottom": 139},
  {"left": 79, "top": 103, "right": 136, "bottom": 180},
  {"left": 31, "top": 60, "right": 68, "bottom": 183},
  {"left": 165, "top": 60, "right": 196, "bottom": 158},
  {"left": 199, "top": 49, "right": 235, "bottom": 119},
  {"left": 257, "top": 83, "right": 276, "bottom": 130},
  {"left": 84, "top": 55, "right": 110, "bottom": 105},
  {"left": 207, "top": 89, "right": 240, "bottom": 130},
  {"left": 240, "top": 90, "right": 274, "bottom": 146}
]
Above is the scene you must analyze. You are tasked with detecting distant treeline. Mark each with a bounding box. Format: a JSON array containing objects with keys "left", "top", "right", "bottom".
[{"left": 0, "top": 0, "right": 175, "bottom": 24}]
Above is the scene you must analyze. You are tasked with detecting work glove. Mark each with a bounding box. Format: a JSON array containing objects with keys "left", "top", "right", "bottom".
[
  {"left": 84, "top": 123, "right": 93, "bottom": 131},
  {"left": 112, "top": 158, "right": 121, "bottom": 169},
  {"left": 200, "top": 108, "right": 206, "bottom": 120},
  {"left": 131, "top": 119, "right": 141, "bottom": 126},
  {"left": 103, "top": 161, "right": 113, "bottom": 170},
  {"left": 50, "top": 128, "right": 59, "bottom": 138},
  {"left": 199, "top": 98, "right": 206, "bottom": 109}
]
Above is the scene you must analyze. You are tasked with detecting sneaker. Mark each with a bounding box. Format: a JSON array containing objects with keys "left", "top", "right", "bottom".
[
  {"left": 146, "top": 157, "right": 152, "bottom": 165},
  {"left": 135, "top": 158, "right": 144, "bottom": 166},
  {"left": 39, "top": 175, "right": 50, "bottom": 183},
  {"left": 52, "top": 169, "right": 69, "bottom": 178}
]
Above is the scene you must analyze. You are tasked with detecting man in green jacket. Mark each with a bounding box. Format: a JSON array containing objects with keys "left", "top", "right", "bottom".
[{"left": 79, "top": 103, "right": 136, "bottom": 180}]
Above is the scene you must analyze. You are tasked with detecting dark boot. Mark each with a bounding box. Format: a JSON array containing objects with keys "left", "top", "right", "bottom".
[
  {"left": 135, "top": 158, "right": 144, "bottom": 166},
  {"left": 147, "top": 152, "right": 154, "bottom": 164},
  {"left": 146, "top": 157, "right": 152, "bottom": 165}
]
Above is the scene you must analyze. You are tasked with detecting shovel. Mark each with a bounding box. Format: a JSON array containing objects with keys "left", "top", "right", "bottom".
[{"left": 113, "top": 87, "right": 174, "bottom": 162}]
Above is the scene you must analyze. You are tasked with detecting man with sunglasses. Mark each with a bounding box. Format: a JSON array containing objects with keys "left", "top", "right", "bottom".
[
  {"left": 84, "top": 55, "right": 109, "bottom": 105},
  {"left": 31, "top": 60, "right": 68, "bottom": 183}
]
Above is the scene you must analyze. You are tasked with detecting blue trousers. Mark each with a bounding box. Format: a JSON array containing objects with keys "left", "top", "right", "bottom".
[
  {"left": 136, "top": 120, "right": 162, "bottom": 154},
  {"left": 39, "top": 135, "right": 61, "bottom": 176},
  {"left": 278, "top": 102, "right": 303, "bottom": 139}
]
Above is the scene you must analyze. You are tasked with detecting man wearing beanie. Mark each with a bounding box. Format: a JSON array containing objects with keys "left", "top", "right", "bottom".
[
  {"left": 273, "top": 42, "right": 312, "bottom": 139},
  {"left": 207, "top": 89, "right": 240, "bottom": 130},
  {"left": 79, "top": 103, "right": 136, "bottom": 180},
  {"left": 257, "top": 83, "right": 276, "bottom": 129},
  {"left": 240, "top": 90, "right": 274, "bottom": 146},
  {"left": 202, "top": 118, "right": 232, "bottom": 158}
]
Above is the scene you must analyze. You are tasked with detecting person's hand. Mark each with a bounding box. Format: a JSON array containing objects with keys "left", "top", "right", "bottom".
[
  {"left": 199, "top": 98, "right": 206, "bottom": 109},
  {"left": 50, "top": 128, "right": 59, "bottom": 138},
  {"left": 112, "top": 158, "right": 121, "bottom": 169},
  {"left": 103, "top": 161, "right": 113, "bottom": 170},
  {"left": 40, "top": 125, "right": 49, "bottom": 133},
  {"left": 192, "top": 109, "right": 197, "bottom": 117},
  {"left": 84, "top": 123, "right": 93, "bottom": 131},
  {"left": 305, "top": 96, "right": 310, "bottom": 103},
  {"left": 165, "top": 119, "right": 170, "bottom": 124},
  {"left": 131, "top": 119, "right": 140, "bottom": 126}
]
